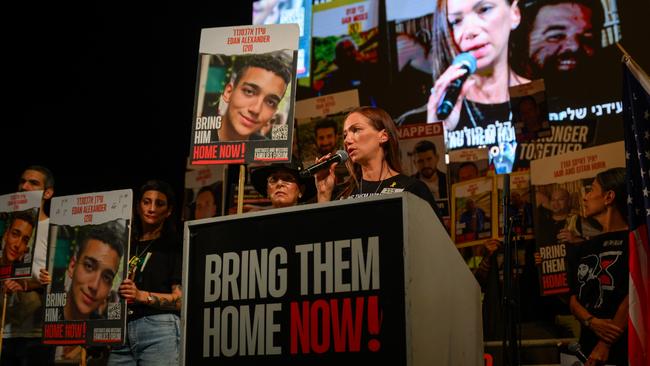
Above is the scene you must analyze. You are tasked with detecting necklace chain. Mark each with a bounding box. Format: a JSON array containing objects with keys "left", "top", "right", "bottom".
[
  {"left": 135, "top": 239, "right": 154, "bottom": 259},
  {"left": 128, "top": 239, "right": 154, "bottom": 279}
]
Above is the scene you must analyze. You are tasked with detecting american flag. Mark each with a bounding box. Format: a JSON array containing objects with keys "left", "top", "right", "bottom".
[{"left": 623, "top": 53, "right": 650, "bottom": 366}]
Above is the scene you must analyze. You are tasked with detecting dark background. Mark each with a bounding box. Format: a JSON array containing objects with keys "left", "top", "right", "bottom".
[{"left": 2, "top": 1, "right": 649, "bottom": 206}]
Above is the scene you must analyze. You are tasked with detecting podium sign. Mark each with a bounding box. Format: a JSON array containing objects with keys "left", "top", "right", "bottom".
[{"left": 182, "top": 193, "right": 482, "bottom": 365}]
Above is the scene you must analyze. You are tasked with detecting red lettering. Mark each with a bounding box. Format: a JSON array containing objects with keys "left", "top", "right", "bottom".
[
  {"left": 44, "top": 324, "right": 64, "bottom": 338},
  {"left": 353, "top": 13, "right": 368, "bottom": 21},
  {"left": 311, "top": 300, "right": 330, "bottom": 353},
  {"left": 290, "top": 301, "right": 310, "bottom": 354},
  {"left": 542, "top": 273, "right": 567, "bottom": 290},
  {"left": 290, "top": 297, "right": 370, "bottom": 354},
  {"left": 219, "top": 144, "right": 242, "bottom": 159},
  {"left": 366, "top": 295, "right": 381, "bottom": 351},
  {"left": 0, "top": 266, "right": 11, "bottom": 276},
  {"left": 193, "top": 145, "right": 217, "bottom": 159},
  {"left": 331, "top": 298, "right": 363, "bottom": 352}
]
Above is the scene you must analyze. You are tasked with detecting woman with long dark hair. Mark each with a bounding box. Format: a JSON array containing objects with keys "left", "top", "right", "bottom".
[
  {"left": 315, "top": 106, "right": 438, "bottom": 216},
  {"left": 108, "top": 179, "right": 182, "bottom": 366}
]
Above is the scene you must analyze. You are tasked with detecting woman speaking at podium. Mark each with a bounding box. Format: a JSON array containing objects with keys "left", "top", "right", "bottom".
[{"left": 314, "top": 106, "right": 439, "bottom": 218}]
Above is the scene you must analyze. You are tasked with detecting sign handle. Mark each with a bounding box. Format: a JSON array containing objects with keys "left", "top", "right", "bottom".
[
  {"left": 81, "top": 346, "right": 87, "bottom": 366},
  {"left": 237, "top": 164, "right": 246, "bottom": 214},
  {"left": 0, "top": 291, "right": 7, "bottom": 357}
]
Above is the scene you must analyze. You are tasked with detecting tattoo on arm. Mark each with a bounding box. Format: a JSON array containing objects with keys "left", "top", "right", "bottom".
[{"left": 149, "top": 284, "right": 183, "bottom": 311}]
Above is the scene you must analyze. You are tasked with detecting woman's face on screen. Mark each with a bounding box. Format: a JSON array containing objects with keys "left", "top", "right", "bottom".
[{"left": 446, "top": 0, "right": 520, "bottom": 70}]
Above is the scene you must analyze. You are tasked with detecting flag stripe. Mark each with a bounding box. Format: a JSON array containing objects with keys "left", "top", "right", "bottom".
[
  {"left": 623, "top": 54, "right": 650, "bottom": 366},
  {"left": 630, "top": 227, "right": 650, "bottom": 363},
  {"left": 629, "top": 324, "right": 646, "bottom": 366}
]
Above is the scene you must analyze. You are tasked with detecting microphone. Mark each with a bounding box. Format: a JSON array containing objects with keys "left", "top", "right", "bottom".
[
  {"left": 436, "top": 52, "right": 477, "bottom": 120},
  {"left": 567, "top": 342, "right": 588, "bottom": 364},
  {"left": 299, "top": 150, "right": 349, "bottom": 178}
]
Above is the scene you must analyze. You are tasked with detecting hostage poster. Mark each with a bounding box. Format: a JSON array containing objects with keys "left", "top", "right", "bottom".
[
  {"left": 0, "top": 190, "right": 42, "bottom": 280},
  {"left": 190, "top": 24, "right": 299, "bottom": 165},
  {"left": 530, "top": 141, "right": 625, "bottom": 295},
  {"left": 397, "top": 122, "right": 449, "bottom": 217},
  {"left": 43, "top": 189, "right": 132, "bottom": 346}
]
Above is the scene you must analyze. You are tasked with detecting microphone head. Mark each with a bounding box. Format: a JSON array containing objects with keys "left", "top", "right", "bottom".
[
  {"left": 334, "top": 149, "right": 349, "bottom": 163},
  {"left": 453, "top": 52, "right": 477, "bottom": 74},
  {"left": 567, "top": 342, "right": 581, "bottom": 353}
]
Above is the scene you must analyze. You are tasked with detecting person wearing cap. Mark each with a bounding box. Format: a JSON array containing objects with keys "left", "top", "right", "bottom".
[{"left": 251, "top": 161, "right": 316, "bottom": 209}]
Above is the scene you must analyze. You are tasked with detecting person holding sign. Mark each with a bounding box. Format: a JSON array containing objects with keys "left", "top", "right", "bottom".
[
  {"left": 108, "top": 180, "right": 182, "bottom": 366},
  {"left": 314, "top": 106, "right": 439, "bottom": 218},
  {"left": 251, "top": 161, "right": 316, "bottom": 208},
  {"left": 217, "top": 52, "right": 292, "bottom": 142},
  {"left": 63, "top": 227, "right": 124, "bottom": 321},
  {"left": 427, "top": 0, "right": 529, "bottom": 133},
  {"left": 568, "top": 168, "right": 628, "bottom": 365},
  {"left": 2, "top": 165, "right": 56, "bottom": 366}
]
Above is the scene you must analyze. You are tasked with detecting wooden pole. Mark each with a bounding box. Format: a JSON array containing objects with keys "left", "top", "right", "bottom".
[
  {"left": 237, "top": 164, "right": 246, "bottom": 214},
  {"left": 80, "top": 346, "right": 86, "bottom": 366},
  {"left": 0, "top": 292, "right": 7, "bottom": 357}
]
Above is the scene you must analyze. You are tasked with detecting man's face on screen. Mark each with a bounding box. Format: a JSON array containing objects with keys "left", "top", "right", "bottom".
[{"left": 528, "top": 3, "right": 597, "bottom": 74}]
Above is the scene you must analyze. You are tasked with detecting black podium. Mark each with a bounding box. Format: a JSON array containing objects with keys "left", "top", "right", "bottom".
[{"left": 181, "top": 192, "right": 483, "bottom": 365}]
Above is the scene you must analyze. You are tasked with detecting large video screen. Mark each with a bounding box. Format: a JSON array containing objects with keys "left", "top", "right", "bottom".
[
  {"left": 253, "top": 0, "right": 312, "bottom": 78},
  {"left": 387, "top": 0, "right": 623, "bottom": 171}
]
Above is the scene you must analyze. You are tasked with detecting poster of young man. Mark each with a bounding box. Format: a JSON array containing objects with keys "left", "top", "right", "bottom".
[
  {"left": 451, "top": 176, "right": 495, "bottom": 247},
  {"left": 0, "top": 190, "right": 42, "bottom": 280},
  {"left": 530, "top": 141, "right": 625, "bottom": 296},
  {"left": 397, "top": 122, "right": 449, "bottom": 216},
  {"left": 496, "top": 171, "right": 534, "bottom": 239},
  {"left": 42, "top": 189, "right": 132, "bottom": 346},
  {"left": 190, "top": 24, "right": 299, "bottom": 165}
]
